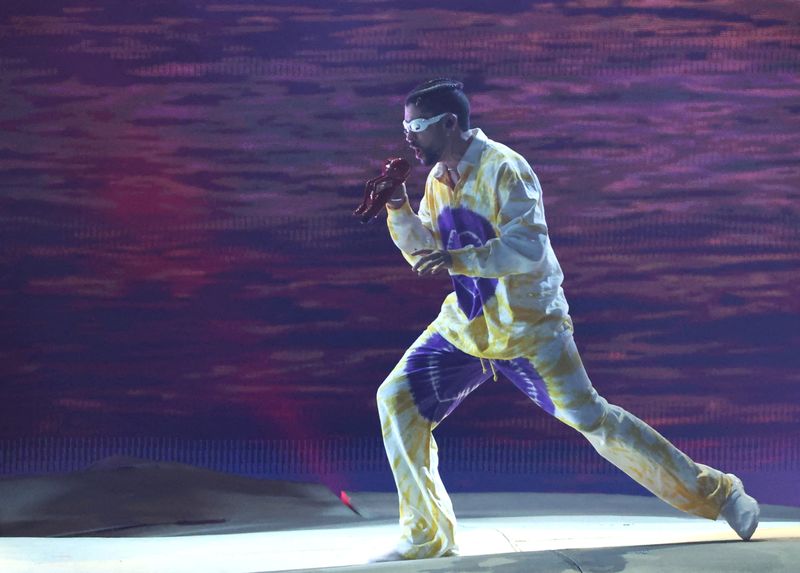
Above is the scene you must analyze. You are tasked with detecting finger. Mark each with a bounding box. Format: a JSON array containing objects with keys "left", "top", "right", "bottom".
[
  {"left": 412, "top": 252, "right": 435, "bottom": 272},
  {"left": 422, "top": 263, "right": 443, "bottom": 276},
  {"left": 415, "top": 260, "right": 433, "bottom": 275},
  {"left": 411, "top": 249, "right": 433, "bottom": 256},
  {"left": 415, "top": 258, "right": 433, "bottom": 275},
  {"left": 417, "top": 255, "right": 443, "bottom": 276},
  {"left": 433, "top": 258, "right": 451, "bottom": 274}
]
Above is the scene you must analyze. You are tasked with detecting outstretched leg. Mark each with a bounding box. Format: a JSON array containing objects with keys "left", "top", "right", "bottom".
[
  {"left": 495, "top": 318, "right": 756, "bottom": 531},
  {"left": 376, "top": 325, "right": 491, "bottom": 559}
]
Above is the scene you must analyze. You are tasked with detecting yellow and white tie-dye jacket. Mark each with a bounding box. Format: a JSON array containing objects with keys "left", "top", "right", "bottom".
[{"left": 387, "top": 128, "right": 570, "bottom": 360}]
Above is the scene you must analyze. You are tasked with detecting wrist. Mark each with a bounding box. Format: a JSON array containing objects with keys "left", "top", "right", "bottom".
[{"left": 386, "top": 194, "right": 407, "bottom": 210}]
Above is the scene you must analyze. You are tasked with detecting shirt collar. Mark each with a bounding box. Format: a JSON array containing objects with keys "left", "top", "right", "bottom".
[{"left": 432, "top": 128, "right": 487, "bottom": 181}]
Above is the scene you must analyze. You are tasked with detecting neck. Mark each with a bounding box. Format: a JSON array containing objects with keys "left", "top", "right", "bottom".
[{"left": 440, "top": 131, "right": 472, "bottom": 170}]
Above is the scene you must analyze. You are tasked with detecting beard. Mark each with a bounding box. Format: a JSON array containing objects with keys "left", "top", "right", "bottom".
[{"left": 412, "top": 143, "right": 443, "bottom": 166}]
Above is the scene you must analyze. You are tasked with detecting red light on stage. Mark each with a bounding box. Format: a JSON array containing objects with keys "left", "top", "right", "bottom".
[{"left": 339, "top": 490, "right": 361, "bottom": 516}]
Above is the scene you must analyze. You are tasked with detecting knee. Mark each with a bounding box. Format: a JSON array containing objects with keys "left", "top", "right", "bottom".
[
  {"left": 555, "top": 392, "right": 610, "bottom": 433},
  {"left": 376, "top": 373, "right": 405, "bottom": 418},
  {"left": 376, "top": 379, "right": 391, "bottom": 409}
]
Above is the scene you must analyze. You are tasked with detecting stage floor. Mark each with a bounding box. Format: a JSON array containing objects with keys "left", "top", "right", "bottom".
[
  {"left": 3, "top": 492, "right": 800, "bottom": 573},
  {"left": 2, "top": 461, "right": 799, "bottom": 572}
]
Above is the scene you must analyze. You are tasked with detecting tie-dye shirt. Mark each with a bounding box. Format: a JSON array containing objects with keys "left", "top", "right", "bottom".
[{"left": 387, "top": 128, "right": 570, "bottom": 360}]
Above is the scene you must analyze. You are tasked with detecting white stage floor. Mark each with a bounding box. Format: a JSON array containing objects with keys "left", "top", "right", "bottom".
[
  {"left": 2, "top": 461, "right": 799, "bottom": 572},
  {"left": 4, "top": 512, "right": 800, "bottom": 572}
]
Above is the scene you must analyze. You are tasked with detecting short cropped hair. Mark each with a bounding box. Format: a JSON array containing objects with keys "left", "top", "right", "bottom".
[{"left": 405, "top": 78, "right": 470, "bottom": 131}]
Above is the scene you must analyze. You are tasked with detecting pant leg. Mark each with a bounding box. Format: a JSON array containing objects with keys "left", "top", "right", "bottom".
[
  {"left": 493, "top": 318, "right": 733, "bottom": 519},
  {"left": 377, "top": 325, "right": 491, "bottom": 558}
]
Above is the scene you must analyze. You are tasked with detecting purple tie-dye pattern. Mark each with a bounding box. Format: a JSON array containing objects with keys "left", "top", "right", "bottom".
[
  {"left": 494, "top": 358, "right": 557, "bottom": 416},
  {"left": 404, "top": 332, "right": 557, "bottom": 422},
  {"left": 437, "top": 207, "right": 499, "bottom": 320},
  {"left": 404, "top": 332, "right": 492, "bottom": 423}
]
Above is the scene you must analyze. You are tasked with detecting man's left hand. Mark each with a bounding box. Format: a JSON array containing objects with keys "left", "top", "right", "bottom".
[{"left": 411, "top": 249, "right": 452, "bottom": 276}]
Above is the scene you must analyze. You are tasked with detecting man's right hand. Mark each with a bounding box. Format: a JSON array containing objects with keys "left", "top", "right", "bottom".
[{"left": 354, "top": 157, "right": 411, "bottom": 222}]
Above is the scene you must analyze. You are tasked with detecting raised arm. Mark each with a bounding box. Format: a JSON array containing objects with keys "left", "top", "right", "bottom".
[{"left": 385, "top": 183, "right": 439, "bottom": 267}]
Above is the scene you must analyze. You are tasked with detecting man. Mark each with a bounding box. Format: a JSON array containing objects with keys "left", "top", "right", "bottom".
[{"left": 375, "top": 78, "right": 759, "bottom": 561}]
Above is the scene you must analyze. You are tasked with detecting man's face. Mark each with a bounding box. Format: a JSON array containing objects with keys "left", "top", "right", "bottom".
[{"left": 404, "top": 103, "right": 447, "bottom": 166}]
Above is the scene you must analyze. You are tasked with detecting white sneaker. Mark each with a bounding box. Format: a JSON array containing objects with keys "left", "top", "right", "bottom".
[
  {"left": 368, "top": 549, "right": 408, "bottom": 563},
  {"left": 442, "top": 547, "right": 460, "bottom": 557},
  {"left": 719, "top": 473, "right": 760, "bottom": 540},
  {"left": 368, "top": 545, "right": 459, "bottom": 562}
]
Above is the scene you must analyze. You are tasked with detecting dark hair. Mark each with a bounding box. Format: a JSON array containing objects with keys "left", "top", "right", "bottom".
[{"left": 405, "top": 78, "right": 470, "bottom": 131}]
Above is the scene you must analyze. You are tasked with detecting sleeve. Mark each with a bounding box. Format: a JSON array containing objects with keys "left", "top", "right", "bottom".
[
  {"left": 447, "top": 161, "right": 549, "bottom": 278},
  {"left": 385, "top": 184, "right": 439, "bottom": 267}
]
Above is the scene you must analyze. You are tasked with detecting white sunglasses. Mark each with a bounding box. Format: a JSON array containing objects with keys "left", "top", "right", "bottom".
[{"left": 403, "top": 112, "right": 450, "bottom": 133}]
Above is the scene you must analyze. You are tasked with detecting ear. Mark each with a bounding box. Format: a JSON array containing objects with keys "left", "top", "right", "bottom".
[{"left": 446, "top": 114, "right": 457, "bottom": 129}]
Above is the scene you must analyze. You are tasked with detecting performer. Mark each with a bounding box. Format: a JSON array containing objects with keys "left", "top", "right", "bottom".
[{"left": 373, "top": 78, "right": 760, "bottom": 561}]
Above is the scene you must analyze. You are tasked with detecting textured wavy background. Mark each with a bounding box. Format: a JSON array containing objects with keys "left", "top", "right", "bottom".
[{"left": 1, "top": 1, "right": 798, "bottom": 501}]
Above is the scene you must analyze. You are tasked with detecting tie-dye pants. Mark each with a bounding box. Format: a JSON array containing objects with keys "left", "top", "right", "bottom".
[{"left": 377, "top": 320, "right": 734, "bottom": 559}]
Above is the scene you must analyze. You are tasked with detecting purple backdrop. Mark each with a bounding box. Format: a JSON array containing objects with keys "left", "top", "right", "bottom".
[{"left": 1, "top": 1, "right": 798, "bottom": 504}]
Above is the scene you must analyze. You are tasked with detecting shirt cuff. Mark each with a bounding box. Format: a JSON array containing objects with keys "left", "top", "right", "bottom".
[
  {"left": 385, "top": 198, "right": 414, "bottom": 217},
  {"left": 448, "top": 246, "right": 478, "bottom": 276}
]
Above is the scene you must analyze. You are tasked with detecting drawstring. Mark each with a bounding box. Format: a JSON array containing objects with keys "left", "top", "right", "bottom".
[{"left": 479, "top": 358, "right": 498, "bottom": 382}]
